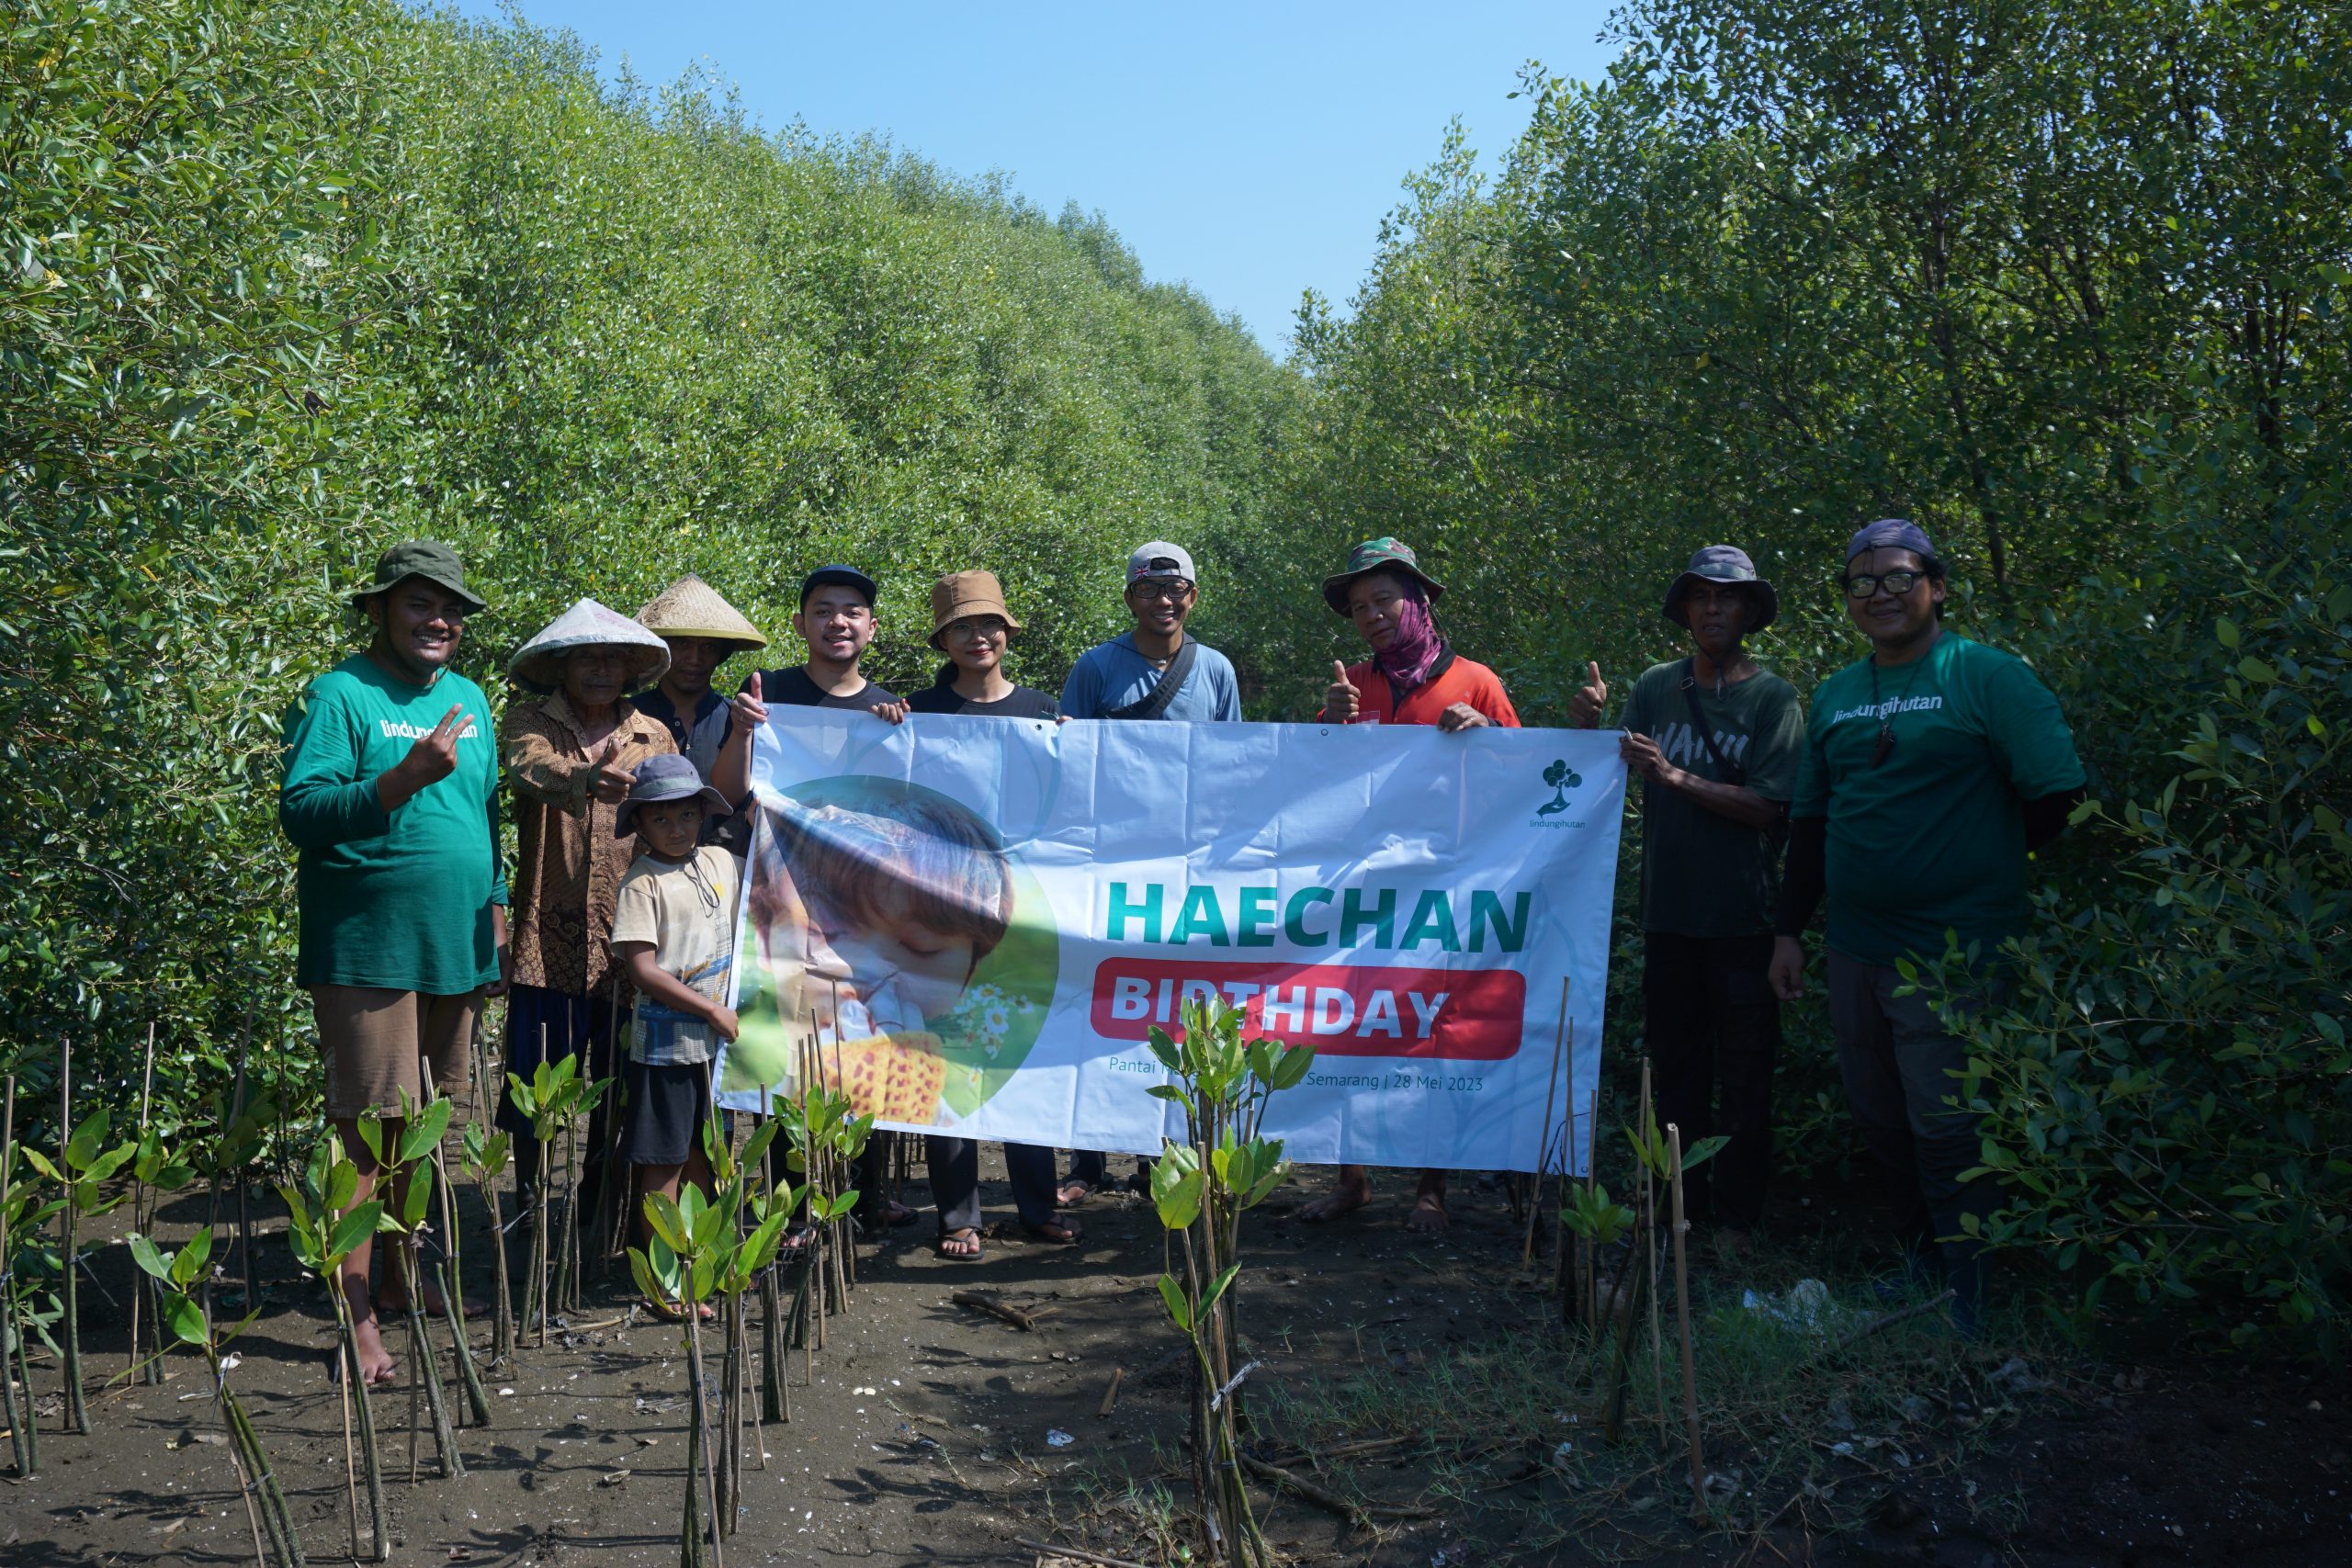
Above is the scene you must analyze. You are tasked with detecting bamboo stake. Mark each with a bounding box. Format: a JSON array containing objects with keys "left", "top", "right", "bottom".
[
  {"left": 0, "top": 1075, "right": 32, "bottom": 1477},
  {"left": 1643, "top": 1059, "right": 1667, "bottom": 1444},
  {"left": 60, "top": 1035, "right": 88, "bottom": 1434},
  {"left": 466, "top": 1020, "right": 514, "bottom": 1365},
  {"left": 334, "top": 1338, "right": 364, "bottom": 1560},
  {"left": 1524, "top": 976, "right": 1570, "bottom": 1266},
  {"left": 130, "top": 1022, "right": 157, "bottom": 1385},
  {"left": 424, "top": 1055, "right": 491, "bottom": 1427},
  {"left": 232, "top": 1009, "right": 259, "bottom": 1312},
  {"left": 1667, "top": 1123, "right": 1705, "bottom": 1522}
]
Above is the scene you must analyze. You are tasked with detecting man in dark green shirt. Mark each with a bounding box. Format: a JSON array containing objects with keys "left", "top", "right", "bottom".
[
  {"left": 1770, "top": 520, "right": 2086, "bottom": 1331},
  {"left": 1572, "top": 547, "right": 1803, "bottom": 1254},
  {"left": 279, "top": 539, "right": 508, "bottom": 1385}
]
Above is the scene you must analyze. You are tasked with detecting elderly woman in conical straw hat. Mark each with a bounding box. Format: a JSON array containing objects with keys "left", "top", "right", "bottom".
[
  {"left": 498, "top": 599, "right": 677, "bottom": 1212},
  {"left": 635, "top": 574, "right": 768, "bottom": 784}
]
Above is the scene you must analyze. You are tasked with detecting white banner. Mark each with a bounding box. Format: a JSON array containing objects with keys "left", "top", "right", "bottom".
[{"left": 712, "top": 709, "right": 1623, "bottom": 1174}]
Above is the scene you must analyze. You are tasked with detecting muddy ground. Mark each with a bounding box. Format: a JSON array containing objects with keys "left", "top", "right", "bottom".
[{"left": 4, "top": 1149, "right": 2347, "bottom": 1568}]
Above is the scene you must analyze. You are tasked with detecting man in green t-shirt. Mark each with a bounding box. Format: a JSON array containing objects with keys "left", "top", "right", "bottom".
[
  {"left": 1769, "top": 520, "right": 2085, "bottom": 1331},
  {"left": 1571, "top": 547, "right": 1804, "bottom": 1257},
  {"left": 279, "top": 539, "right": 509, "bottom": 1386}
]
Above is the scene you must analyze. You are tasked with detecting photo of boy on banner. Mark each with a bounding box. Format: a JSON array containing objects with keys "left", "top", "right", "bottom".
[{"left": 717, "top": 777, "right": 1056, "bottom": 1126}]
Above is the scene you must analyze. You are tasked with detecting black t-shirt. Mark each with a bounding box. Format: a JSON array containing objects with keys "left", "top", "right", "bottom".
[
  {"left": 906, "top": 675, "right": 1058, "bottom": 719},
  {"left": 743, "top": 665, "right": 899, "bottom": 711}
]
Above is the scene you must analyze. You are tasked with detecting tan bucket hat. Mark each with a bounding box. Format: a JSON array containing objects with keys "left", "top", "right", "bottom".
[
  {"left": 636, "top": 573, "right": 768, "bottom": 654},
  {"left": 927, "top": 570, "right": 1023, "bottom": 649},
  {"left": 508, "top": 598, "right": 672, "bottom": 694}
]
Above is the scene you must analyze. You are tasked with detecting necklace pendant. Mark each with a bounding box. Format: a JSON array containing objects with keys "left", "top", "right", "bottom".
[{"left": 1871, "top": 722, "right": 1896, "bottom": 768}]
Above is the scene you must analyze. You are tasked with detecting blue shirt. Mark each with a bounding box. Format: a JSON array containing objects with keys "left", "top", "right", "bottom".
[{"left": 1059, "top": 633, "right": 1242, "bottom": 722}]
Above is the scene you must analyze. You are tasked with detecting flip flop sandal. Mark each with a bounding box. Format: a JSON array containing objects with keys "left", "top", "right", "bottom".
[
  {"left": 934, "top": 1229, "right": 985, "bottom": 1263},
  {"left": 1054, "top": 1180, "right": 1094, "bottom": 1210},
  {"left": 1022, "top": 1219, "right": 1083, "bottom": 1247}
]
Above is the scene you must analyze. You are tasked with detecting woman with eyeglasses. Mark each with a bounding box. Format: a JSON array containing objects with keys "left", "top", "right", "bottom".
[
  {"left": 868, "top": 571, "right": 1079, "bottom": 1260},
  {"left": 1769, "top": 519, "right": 2086, "bottom": 1334}
]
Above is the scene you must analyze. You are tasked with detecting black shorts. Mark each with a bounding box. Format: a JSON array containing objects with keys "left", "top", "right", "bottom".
[{"left": 618, "top": 1059, "right": 718, "bottom": 1168}]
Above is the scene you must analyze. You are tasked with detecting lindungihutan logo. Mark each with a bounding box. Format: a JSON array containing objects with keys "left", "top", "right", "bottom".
[{"left": 1537, "top": 758, "right": 1583, "bottom": 817}]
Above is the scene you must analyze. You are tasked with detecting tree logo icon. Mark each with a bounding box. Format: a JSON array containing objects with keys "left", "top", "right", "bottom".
[{"left": 1538, "top": 758, "right": 1582, "bottom": 817}]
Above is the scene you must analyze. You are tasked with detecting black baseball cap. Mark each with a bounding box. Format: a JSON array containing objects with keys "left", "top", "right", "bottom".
[{"left": 798, "top": 565, "right": 877, "bottom": 608}]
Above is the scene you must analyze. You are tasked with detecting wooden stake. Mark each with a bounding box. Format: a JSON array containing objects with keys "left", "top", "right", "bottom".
[
  {"left": 1666, "top": 1123, "right": 1705, "bottom": 1523},
  {"left": 130, "top": 1022, "right": 157, "bottom": 1385},
  {"left": 0, "top": 1075, "right": 33, "bottom": 1477},
  {"left": 232, "top": 1009, "right": 259, "bottom": 1312},
  {"left": 1523, "top": 976, "right": 1570, "bottom": 1267},
  {"left": 59, "top": 1035, "right": 88, "bottom": 1434},
  {"left": 1096, "top": 1366, "right": 1125, "bottom": 1417}
]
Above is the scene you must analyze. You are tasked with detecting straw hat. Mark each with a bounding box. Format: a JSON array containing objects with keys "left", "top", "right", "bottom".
[
  {"left": 927, "top": 570, "right": 1023, "bottom": 649},
  {"left": 636, "top": 573, "right": 768, "bottom": 654},
  {"left": 508, "top": 598, "right": 673, "bottom": 694}
]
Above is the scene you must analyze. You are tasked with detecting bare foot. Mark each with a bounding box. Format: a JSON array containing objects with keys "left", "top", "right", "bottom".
[
  {"left": 1406, "top": 1176, "right": 1451, "bottom": 1235},
  {"left": 1055, "top": 1179, "right": 1094, "bottom": 1210},
  {"left": 936, "top": 1227, "right": 983, "bottom": 1261},
  {"left": 1299, "top": 1175, "right": 1372, "bottom": 1223},
  {"left": 348, "top": 1314, "right": 399, "bottom": 1386}
]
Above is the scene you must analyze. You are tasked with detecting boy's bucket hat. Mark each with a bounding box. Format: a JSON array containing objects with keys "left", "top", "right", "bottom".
[
  {"left": 637, "top": 573, "right": 768, "bottom": 654},
  {"left": 615, "top": 752, "right": 730, "bottom": 837},
  {"left": 1662, "top": 545, "right": 1778, "bottom": 632},
  {"left": 347, "top": 539, "right": 487, "bottom": 614},
  {"left": 927, "top": 570, "right": 1023, "bottom": 649},
  {"left": 1322, "top": 536, "right": 1445, "bottom": 615},
  {"left": 508, "top": 598, "right": 673, "bottom": 694}
]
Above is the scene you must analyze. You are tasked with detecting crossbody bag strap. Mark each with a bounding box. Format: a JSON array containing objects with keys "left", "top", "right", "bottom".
[
  {"left": 1104, "top": 637, "right": 1199, "bottom": 721},
  {"left": 1677, "top": 657, "right": 1747, "bottom": 786}
]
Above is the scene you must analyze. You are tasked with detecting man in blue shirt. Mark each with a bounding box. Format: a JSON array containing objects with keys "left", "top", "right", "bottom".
[
  {"left": 1057, "top": 541, "right": 1240, "bottom": 1204},
  {"left": 1059, "top": 541, "right": 1244, "bottom": 722}
]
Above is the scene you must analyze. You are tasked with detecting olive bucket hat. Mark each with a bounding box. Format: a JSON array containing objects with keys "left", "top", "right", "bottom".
[
  {"left": 1662, "top": 545, "right": 1778, "bottom": 633},
  {"left": 346, "top": 539, "right": 488, "bottom": 615},
  {"left": 1322, "top": 536, "right": 1446, "bottom": 615},
  {"left": 508, "top": 598, "right": 673, "bottom": 694}
]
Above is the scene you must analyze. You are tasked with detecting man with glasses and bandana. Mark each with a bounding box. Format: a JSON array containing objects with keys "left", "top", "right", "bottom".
[
  {"left": 1053, "top": 541, "right": 1240, "bottom": 1205},
  {"left": 1769, "top": 519, "right": 2085, "bottom": 1331}
]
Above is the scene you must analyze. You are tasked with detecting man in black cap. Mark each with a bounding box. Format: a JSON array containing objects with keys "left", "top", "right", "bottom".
[
  {"left": 1770, "top": 519, "right": 2085, "bottom": 1329},
  {"left": 711, "top": 564, "right": 917, "bottom": 1229},
  {"left": 1570, "top": 547, "right": 1804, "bottom": 1257}
]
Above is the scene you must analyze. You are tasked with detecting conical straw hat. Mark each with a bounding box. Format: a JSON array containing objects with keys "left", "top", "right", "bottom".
[
  {"left": 509, "top": 598, "right": 673, "bottom": 694},
  {"left": 637, "top": 573, "right": 768, "bottom": 653}
]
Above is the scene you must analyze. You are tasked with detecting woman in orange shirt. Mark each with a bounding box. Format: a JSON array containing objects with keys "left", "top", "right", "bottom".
[{"left": 1306, "top": 537, "right": 1520, "bottom": 1232}]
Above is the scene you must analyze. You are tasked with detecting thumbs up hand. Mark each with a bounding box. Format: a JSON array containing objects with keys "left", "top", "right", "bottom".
[
  {"left": 729, "top": 670, "right": 768, "bottom": 733},
  {"left": 1326, "top": 660, "right": 1361, "bottom": 723},
  {"left": 1569, "top": 660, "right": 1608, "bottom": 728},
  {"left": 588, "top": 735, "right": 635, "bottom": 805}
]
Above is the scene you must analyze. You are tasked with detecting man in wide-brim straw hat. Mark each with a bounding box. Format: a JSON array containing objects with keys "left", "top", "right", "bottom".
[
  {"left": 499, "top": 598, "right": 678, "bottom": 1213},
  {"left": 636, "top": 574, "right": 768, "bottom": 782}
]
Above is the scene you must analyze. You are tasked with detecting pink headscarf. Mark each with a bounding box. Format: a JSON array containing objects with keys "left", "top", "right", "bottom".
[{"left": 1370, "top": 577, "right": 1447, "bottom": 691}]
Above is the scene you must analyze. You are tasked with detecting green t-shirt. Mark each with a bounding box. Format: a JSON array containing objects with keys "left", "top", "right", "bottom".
[
  {"left": 1621, "top": 659, "right": 1804, "bottom": 936},
  {"left": 1793, "top": 633, "right": 2084, "bottom": 966},
  {"left": 279, "top": 655, "right": 509, "bottom": 994}
]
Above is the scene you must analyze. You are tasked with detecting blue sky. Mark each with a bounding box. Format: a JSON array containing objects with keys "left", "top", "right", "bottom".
[{"left": 450, "top": 2, "right": 1621, "bottom": 355}]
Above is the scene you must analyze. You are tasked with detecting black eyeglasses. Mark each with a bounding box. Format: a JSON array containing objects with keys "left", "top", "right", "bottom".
[
  {"left": 1130, "top": 580, "right": 1194, "bottom": 602},
  {"left": 1843, "top": 570, "right": 1923, "bottom": 599}
]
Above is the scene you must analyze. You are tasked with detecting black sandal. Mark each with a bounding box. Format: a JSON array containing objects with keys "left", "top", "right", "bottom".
[
  {"left": 935, "top": 1227, "right": 984, "bottom": 1262},
  {"left": 1022, "top": 1217, "right": 1084, "bottom": 1247}
]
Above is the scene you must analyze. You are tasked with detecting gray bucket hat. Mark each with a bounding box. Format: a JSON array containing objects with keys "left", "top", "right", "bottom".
[
  {"left": 508, "top": 598, "right": 673, "bottom": 694},
  {"left": 614, "top": 753, "right": 730, "bottom": 837},
  {"left": 1662, "top": 545, "right": 1778, "bottom": 632}
]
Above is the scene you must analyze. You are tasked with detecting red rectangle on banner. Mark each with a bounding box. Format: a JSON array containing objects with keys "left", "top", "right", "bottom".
[{"left": 1087, "top": 957, "right": 1526, "bottom": 1060}]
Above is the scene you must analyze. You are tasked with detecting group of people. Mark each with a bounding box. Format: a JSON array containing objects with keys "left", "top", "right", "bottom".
[{"left": 279, "top": 516, "right": 2080, "bottom": 1378}]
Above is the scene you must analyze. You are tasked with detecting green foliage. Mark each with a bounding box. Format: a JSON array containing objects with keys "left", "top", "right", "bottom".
[
  {"left": 3, "top": 0, "right": 1301, "bottom": 1135},
  {"left": 1295, "top": 0, "right": 2351, "bottom": 1348}
]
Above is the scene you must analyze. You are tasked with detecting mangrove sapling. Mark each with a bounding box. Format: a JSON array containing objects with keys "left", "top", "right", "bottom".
[
  {"left": 1, "top": 1074, "right": 59, "bottom": 1477},
  {"left": 358, "top": 1100, "right": 466, "bottom": 1480},
  {"left": 280, "top": 1133, "right": 391, "bottom": 1562},
  {"left": 416, "top": 1063, "right": 491, "bottom": 1426},
  {"left": 754, "top": 1088, "right": 797, "bottom": 1427},
  {"left": 508, "top": 1053, "right": 605, "bottom": 1345},
  {"left": 25, "top": 1048, "right": 137, "bottom": 1436},
  {"left": 124, "top": 1114, "right": 196, "bottom": 1390},
  {"left": 461, "top": 1121, "right": 516, "bottom": 1366},
  {"left": 633, "top": 1177, "right": 788, "bottom": 1568},
  {"left": 131, "top": 1229, "right": 301, "bottom": 1566},
  {"left": 705, "top": 1115, "right": 787, "bottom": 1527},
  {"left": 1144, "top": 996, "right": 1314, "bottom": 1568}
]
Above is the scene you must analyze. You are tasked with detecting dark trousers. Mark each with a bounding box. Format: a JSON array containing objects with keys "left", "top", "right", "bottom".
[
  {"left": 1827, "top": 952, "right": 1996, "bottom": 1303},
  {"left": 499, "top": 983, "right": 621, "bottom": 1213},
  {"left": 1643, "top": 931, "right": 1781, "bottom": 1230},
  {"left": 1065, "top": 1148, "right": 1154, "bottom": 1190},
  {"left": 926, "top": 1139, "right": 1057, "bottom": 1234}
]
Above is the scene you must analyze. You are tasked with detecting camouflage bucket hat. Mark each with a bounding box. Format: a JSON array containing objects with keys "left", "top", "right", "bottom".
[{"left": 1321, "top": 536, "right": 1445, "bottom": 615}]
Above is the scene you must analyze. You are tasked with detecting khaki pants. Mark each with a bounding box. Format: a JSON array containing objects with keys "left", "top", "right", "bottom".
[{"left": 312, "top": 985, "right": 481, "bottom": 1121}]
